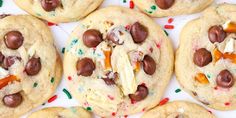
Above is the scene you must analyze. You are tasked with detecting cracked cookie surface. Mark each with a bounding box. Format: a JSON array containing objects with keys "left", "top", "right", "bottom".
[
  {"left": 14, "top": 0, "right": 104, "bottom": 23},
  {"left": 63, "top": 6, "right": 174, "bottom": 117},
  {"left": 0, "top": 15, "right": 62, "bottom": 118},
  {"left": 176, "top": 4, "right": 236, "bottom": 110}
]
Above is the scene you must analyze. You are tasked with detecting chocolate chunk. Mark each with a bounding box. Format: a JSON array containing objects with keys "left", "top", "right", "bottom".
[
  {"left": 41, "top": 0, "right": 60, "bottom": 12},
  {"left": 156, "top": 0, "right": 175, "bottom": 9},
  {"left": 216, "top": 69, "right": 234, "bottom": 88},
  {"left": 129, "top": 85, "right": 148, "bottom": 102},
  {"left": 0, "top": 14, "right": 10, "bottom": 19},
  {"left": 102, "top": 78, "right": 115, "bottom": 85},
  {"left": 0, "top": 52, "right": 5, "bottom": 63},
  {"left": 131, "top": 22, "right": 148, "bottom": 44},
  {"left": 107, "top": 29, "right": 124, "bottom": 45},
  {"left": 4, "top": 31, "right": 24, "bottom": 50},
  {"left": 208, "top": 25, "right": 226, "bottom": 43},
  {"left": 76, "top": 58, "right": 95, "bottom": 76},
  {"left": 83, "top": 29, "right": 103, "bottom": 48},
  {"left": 3, "top": 92, "right": 23, "bottom": 108},
  {"left": 25, "top": 57, "right": 41, "bottom": 76},
  {"left": 193, "top": 48, "right": 212, "bottom": 67},
  {"left": 2, "top": 56, "right": 21, "bottom": 69},
  {"left": 142, "top": 55, "right": 156, "bottom": 75}
]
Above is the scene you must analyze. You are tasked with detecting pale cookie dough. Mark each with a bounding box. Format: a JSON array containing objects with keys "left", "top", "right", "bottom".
[
  {"left": 176, "top": 4, "right": 236, "bottom": 110},
  {"left": 142, "top": 101, "right": 216, "bottom": 118},
  {"left": 64, "top": 6, "right": 174, "bottom": 117},
  {"left": 0, "top": 15, "right": 62, "bottom": 118},
  {"left": 14, "top": 0, "right": 104, "bottom": 23},
  {"left": 28, "top": 107, "right": 92, "bottom": 118},
  {"left": 133, "top": 0, "right": 213, "bottom": 17}
]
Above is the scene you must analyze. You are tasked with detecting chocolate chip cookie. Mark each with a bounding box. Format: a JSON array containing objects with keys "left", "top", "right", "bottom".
[
  {"left": 176, "top": 4, "right": 236, "bottom": 110},
  {"left": 63, "top": 6, "right": 174, "bottom": 117},
  {"left": 133, "top": 0, "right": 213, "bottom": 17},
  {"left": 142, "top": 101, "right": 216, "bottom": 118},
  {"left": 28, "top": 107, "right": 92, "bottom": 118},
  {"left": 14, "top": 0, "right": 104, "bottom": 23},
  {"left": 0, "top": 15, "right": 62, "bottom": 117}
]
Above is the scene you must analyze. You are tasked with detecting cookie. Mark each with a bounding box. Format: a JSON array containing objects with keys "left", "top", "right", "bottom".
[
  {"left": 133, "top": 0, "right": 213, "bottom": 17},
  {"left": 64, "top": 6, "right": 174, "bottom": 117},
  {"left": 176, "top": 4, "right": 236, "bottom": 110},
  {"left": 142, "top": 101, "right": 216, "bottom": 118},
  {"left": 28, "top": 107, "right": 92, "bottom": 118},
  {"left": 0, "top": 15, "right": 62, "bottom": 118},
  {"left": 14, "top": 0, "right": 104, "bottom": 23}
]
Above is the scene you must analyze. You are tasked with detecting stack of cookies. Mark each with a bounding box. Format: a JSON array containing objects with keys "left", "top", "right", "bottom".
[{"left": 0, "top": 0, "right": 235, "bottom": 118}]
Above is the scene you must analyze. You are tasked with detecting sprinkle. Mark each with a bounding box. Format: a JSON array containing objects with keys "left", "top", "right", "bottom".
[
  {"left": 42, "top": 103, "right": 46, "bottom": 105},
  {"left": 129, "top": 0, "right": 134, "bottom": 9},
  {"left": 107, "top": 95, "right": 114, "bottom": 100},
  {"left": 124, "top": 115, "right": 128, "bottom": 118},
  {"left": 164, "top": 30, "right": 169, "bottom": 36},
  {"left": 125, "top": 25, "right": 131, "bottom": 30},
  {"left": 225, "top": 102, "right": 230, "bottom": 106},
  {"left": 47, "top": 22, "right": 57, "bottom": 26},
  {"left": 164, "top": 25, "right": 174, "bottom": 29},
  {"left": 175, "top": 88, "right": 181, "bottom": 93},
  {"left": 61, "top": 47, "right": 65, "bottom": 54},
  {"left": 33, "top": 82, "right": 38, "bottom": 88},
  {"left": 0, "top": 0, "right": 3, "bottom": 7},
  {"left": 159, "top": 97, "right": 169, "bottom": 106},
  {"left": 48, "top": 95, "right": 57, "bottom": 103},
  {"left": 78, "top": 49, "right": 84, "bottom": 55},
  {"left": 68, "top": 76, "right": 72, "bottom": 81},
  {"left": 214, "top": 86, "right": 218, "bottom": 90},
  {"left": 168, "top": 18, "right": 174, "bottom": 24},
  {"left": 142, "top": 108, "right": 145, "bottom": 111},
  {"left": 123, "top": 0, "right": 127, "bottom": 3},
  {"left": 150, "top": 5, "right": 157, "bottom": 10},
  {"left": 208, "top": 110, "right": 212, "bottom": 114},
  {"left": 156, "top": 43, "right": 161, "bottom": 48},
  {"left": 112, "top": 112, "right": 116, "bottom": 116},
  {"left": 63, "top": 88, "right": 72, "bottom": 99},
  {"left": 50, "top": 77, "right": 55, "bottom": 83},
  {"left": 86, "top": 107, "right": 92, "bottom": 111},
  {"left": 206, "top": 74, "right": 211, "bottom": 79}
]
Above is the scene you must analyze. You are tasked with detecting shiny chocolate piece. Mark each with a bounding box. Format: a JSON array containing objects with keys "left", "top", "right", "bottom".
[
  {"left": 193, "top": 48, "right": 212, "bottom": 67},
  {"left": 76, "top": 58, "right": 95, "bottom": 76},
  {"left": 25, "top": 57, "right": 42, "bottom": 76},
  {"left": 216, "top": 69, "right": 234, "bottom": 88},
  {"left": 41, "top": 0, "right": 60, "bottom": 12},
  {"left": 129, "top": 85, "right": 148, "bottom": 102},
  {"left": 130, "top": 22, "right": 148, "bottom": 44},
  {"left": 3, "top": 92, "right": 23, "bottom": 108},
  {"left": 4, "top": 31, "right": 24, "bottom": 50},
  {"left": 142, "top": 55, "right": 156, "bottom": 75},
  {"left": 83, "top": 29, "right": 103, "bottom": 48},
  {"left": 156, "top": 0, "right": 175, "bottom": 9},
  {"left": 208, "top": 25, "right": 226, "bottom": 43}
]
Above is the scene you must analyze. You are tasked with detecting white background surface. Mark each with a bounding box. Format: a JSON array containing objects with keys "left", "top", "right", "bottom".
[{"left": 1, "top": 0, "right": 236, "bottom": 118}]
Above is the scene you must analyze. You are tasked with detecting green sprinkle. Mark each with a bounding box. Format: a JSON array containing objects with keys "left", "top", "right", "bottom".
[
  {"left": 175, "top": 88, "right": 181, "bottom": 93},
  {"left": 61, "top": 47, "right": 65, "bottom": 54},
  {"left": 123, "top": 0, "right": 127, "bottom": 3},
  {"left": 0, "top": 0, "right": 3, "bottom": 7},
  {"left": 50, "top": 77, "right": 55, "bottom": 83},
  {"left": 63, "top": 88, "right": 72, "bottom": 99},
  {"left": 78, "top": 49, "right": 84, "bottom": 55},
  {"left": 33, "top": 82, "right": 38, "bottom": 88},
  {"left": 86, "top": 107, "right": 92, "bottom": 111},
  {"left": 207, "top": 74, "right": 211, "bottom": 79},
  {"left": 164, "top": 30, "right": 169, "bottom": 36},
  {"left": 151, "top": 5, "right": 157, "bottom": 10}
]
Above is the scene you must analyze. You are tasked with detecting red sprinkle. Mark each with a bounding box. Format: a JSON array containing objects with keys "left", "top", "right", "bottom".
[
  {"left": 131, "top": 99, "right": 137, "bottom": 104},
  {"left": 112, "top": 112, "right": 116, "bottom": 116},
  {"left": 129, "top": 1, "right": 134, "bottom": 9},
  {"left": 68, "top": 76, "right": 72, "bottom": 81},
  {"left": 156, "top": 43, "right": 161, "bottom": 48},
  {"left": 125, "top": 25, "right": 131, "bottom": 30},
  {"left": 107, "top": 95, "right": 114, "bottom": 100},
  {"left": 124, "top": 115, "right": 128, "bottom": 118},
  {"left": 159, "top": 97, "right": 169, "bottom": 106},
  {"left": 214, "top": 86, "right": 218, "bottom": 90},
  {"left": 47, "top": 22, "right": 57, "bottom": 26},
  {"left": 168, "top": 18, "right": 174, "bottom": 24},
  {"left": 48, "top": 95, "right": 57, "bottom": 103},
  {"left": 208, "top": 110, "right": 212, "bottom": 114},
  {"left": 225, "top": 102, "right": 230, "bottom": 106},
  {"left": 164, "top": 25, "right": 174, "bottom": 29},
  {"left": 142, "top": 108, "right": 145, "bottom": 112}
]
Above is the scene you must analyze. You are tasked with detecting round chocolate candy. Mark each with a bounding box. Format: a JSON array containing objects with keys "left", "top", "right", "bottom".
[
  {"left": 131, "top": 22, "right": 148, "bottom": 44},
  {"left": 193, "top": 48, "right": 212, "bottom": 67},
  {"left": 76, "top": 58, "right": 95, "bottom": 77},
  {"left": 3, "top": 92, "right": 23, "bottom": 108},
  {"left": 208, "top": 25, "right": 226, "bottom": 43},
  {"left": 4, "top": 31, "right": 24, "bottom": 50},
  {"left": 142, "top": 55, "right": 156, "bottom": 75},
  {"left": 156, "top": 0, "right": 175, "bottom": 10},
  {"left": 83, "top": 29, "right": 103, "bottom": 48},
  {"left": 41, "top": 0, "right": 60, "bottom": 12},
  {"left": 216, "top": 69, "right": 234, "bottom": 88},
  {"left": 129, "top": 85, "right": 148, "bottom": 102},
  {"left": 25, "top": 57, "right": 42, "bottom": 76}
]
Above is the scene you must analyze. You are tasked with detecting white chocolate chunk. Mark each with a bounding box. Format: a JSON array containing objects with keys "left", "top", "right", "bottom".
[
  {"left": 112, "top": 46, "right": 137, "bottom": 96},
  {"left": 224, "top": 38, "right": 235, "bottom": 53},
  {"left": 0, "top": 67, "right": 9, "bottom": 78}
]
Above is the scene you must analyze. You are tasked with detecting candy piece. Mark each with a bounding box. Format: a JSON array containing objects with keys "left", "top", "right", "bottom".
[
  {"left": 131, "top": 22, "right": 148, "bottom": 44},
  {"left": 83, "top": 29, "right": 103, "bottom": 48},
  {"left": 129, "top": 85, "right": 148, "bottom": 102},
  {"left": 213, "top": 48, "right": 223, "bottom": 63},
  {"left": 208, "top": 25, "right": 226, "bottom": 43},
  {"left": 0, "top": 75, "right": 20, "bottom": 89},
  {"left": 103, "top": 48, "right": 112, "bottom": 71},
  {"left": 4, "top": 31, "right": 24, "bottom": 50},
  {"left": 193, "top": 48, "right": 212, "bottom": 67},
  {"left": 155, "top": 0, "right": 175, "bottom": 10},
  {"left": 216, "top": 69, "right": 234, "bottom": 88},
  {"left": 224, "top": 38, "right": 235, "bottom": 53},
  {"left": 41, "top": 0, "right": 60, "bottom": 12},
  {"left": 195, "top": 73, "right": 209, "bottom": 84},
  {"left": 223, "top": 53, "right": 236, "bottom": 64},
  {"left": 223, "top": 21, "right": 236, "bottom": 33},
  {"left": 76, "top": 58, "right": 96, "bottom": 76},
  {"left": 3, "top": 92, "right": 22, "bottom": 107}
]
